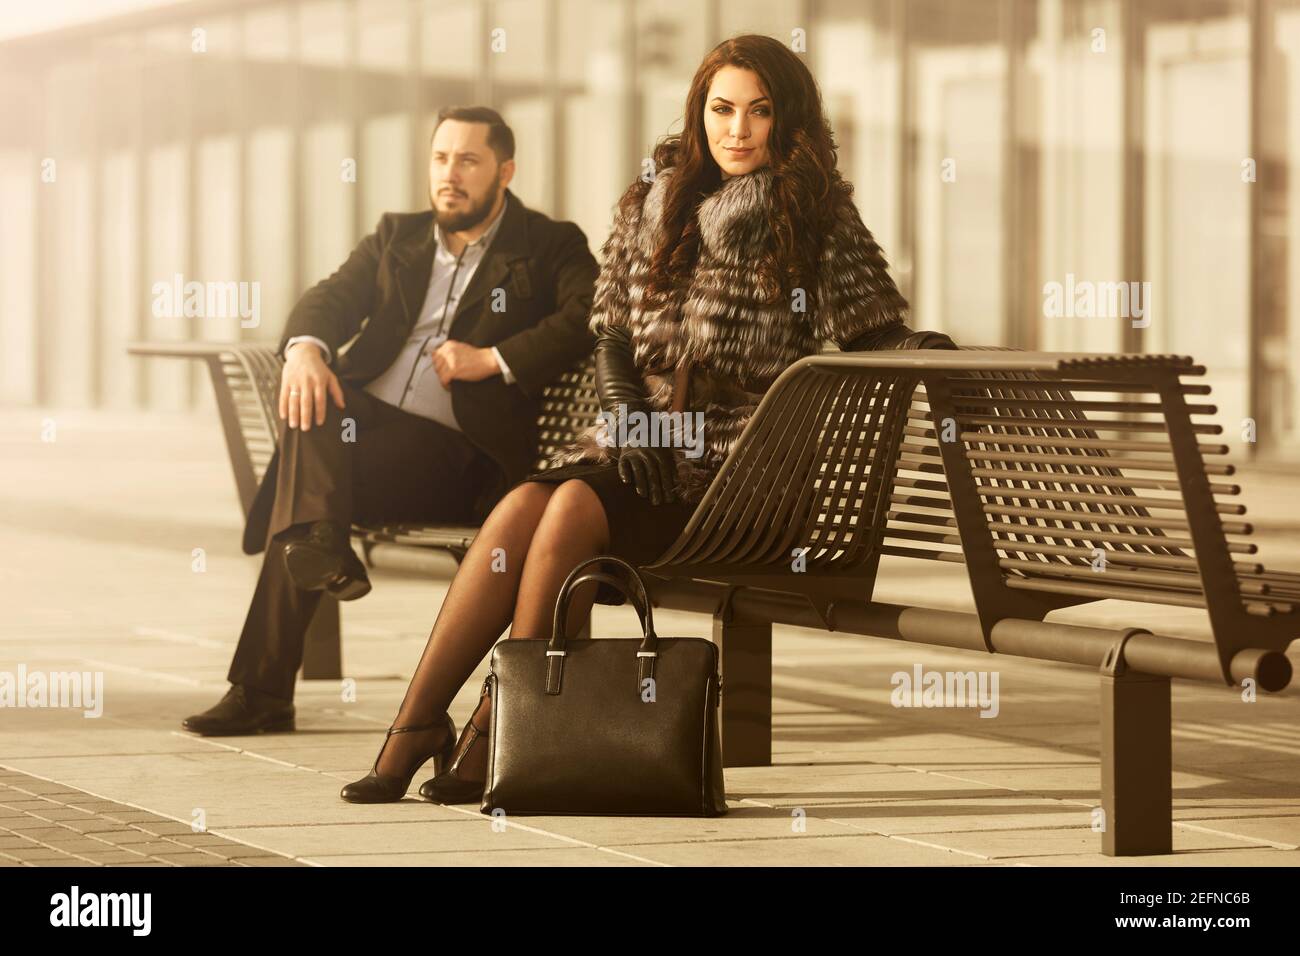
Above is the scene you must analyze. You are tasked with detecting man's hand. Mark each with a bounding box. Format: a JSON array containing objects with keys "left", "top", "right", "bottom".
[
  {"left": 430, "top": 340, "right": 500, "bottom": 387},
  {"left": 279, "top": 341, "right": 345, "bottom": 431}
]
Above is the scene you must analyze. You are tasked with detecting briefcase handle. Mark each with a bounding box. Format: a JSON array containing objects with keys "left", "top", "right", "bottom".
[
  {"left": 545, "top": 556, "right": 661, "bottom": 695},
  {"left": 549, "top": 555, "right": 658, "bottom": 653}
]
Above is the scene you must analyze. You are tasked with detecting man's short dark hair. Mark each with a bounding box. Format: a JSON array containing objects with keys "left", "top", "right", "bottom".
[{"left": 432, "top": 106, "right": 515, "bottom": 162}]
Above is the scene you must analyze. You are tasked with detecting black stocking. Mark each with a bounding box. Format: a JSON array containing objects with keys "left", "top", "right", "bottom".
[
  {"left": 373, "top": 483, "right": 551, "bottom": 777},
  {"left": 374, "top": 480, "right": 610, "bottom": 779},
  {"left": 442, "top": 480, "right": 611, "bottom": 781}
]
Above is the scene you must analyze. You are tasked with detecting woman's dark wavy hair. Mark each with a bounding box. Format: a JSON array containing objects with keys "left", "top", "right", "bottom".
[{"left": 621, "top": 33, "right": 853, "bottom": 307}]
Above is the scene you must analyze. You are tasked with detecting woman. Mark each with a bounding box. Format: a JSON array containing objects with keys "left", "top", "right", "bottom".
[{"left": 340, "top": 34, "right": 944, "bottom": 804}]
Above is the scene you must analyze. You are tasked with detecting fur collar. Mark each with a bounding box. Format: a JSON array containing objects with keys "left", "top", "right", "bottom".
[{"left": 641, "top": 165, "right": 777, "bottom": 262}]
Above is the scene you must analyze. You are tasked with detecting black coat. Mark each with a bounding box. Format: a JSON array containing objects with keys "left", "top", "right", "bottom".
[{"left": 241, "top": 188, "right": 599, "bottom": 554}]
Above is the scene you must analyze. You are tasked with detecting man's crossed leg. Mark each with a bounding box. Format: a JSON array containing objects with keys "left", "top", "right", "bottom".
[{"left": 183, "top": 381, "right": 497, "bottom": 735}]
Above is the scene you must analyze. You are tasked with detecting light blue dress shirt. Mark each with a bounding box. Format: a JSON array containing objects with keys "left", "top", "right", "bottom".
[{"left": 285, "top": 201, "right": 514, "bottom": 432}]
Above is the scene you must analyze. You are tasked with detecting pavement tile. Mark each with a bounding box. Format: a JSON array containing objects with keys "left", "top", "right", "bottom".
[
  {"left": 851, "top": 745, "right": 1095, "bottom": 769},
  {"left": 1187, "top": 760, "right": 1300, "bottom": 786},
  {"left": 164, "top": 832, "right": 244, "bottom": 846},
  {"left": 1000, "top": 847, "right": 1300, "bottom": 867},
  {"left": 13, "top": 782, "right": 84, "bottom": 796},
  {"left": 727, "top": 768, "right": 1008, "bottom": 807},
  {"left": 129, "top": 841, "right": 202, "bottom": 855},
  {"left": 812, "top": 796, "right": 1097, "bottom": 836},
  {"left": 233, "top": 855, "right": 306, "bottom": 867},
  {"left": 148, "top": 853, "right": 232, "bottom": 866},
  {"left": 4, "top": 848, "right": 83, "bottom": 862},
  {"left": 1177, "top": 815, "right": 1300, "bottom": 847},
  {"left": 96, "top": 829, "right": 161, "bottom": 844},
  {"left": 501, "top": 807, "right": 856, "bottom": 846},
  {"left": 133, "top": 820, "right": 204, "bottom": 837},
  {"left": 1, "top": 817, "right": 73, "bottom": 831},
  {"left": 197, "top": 843, "right": 290, "bottom": 859},
  {"left": 224, "top": 820, "right": 581, "bottom": 856},
  {"left": 916, "top": 824, "right": 1268, "bottom": 860},
  {"left": 102, "top": 811, "right": 178, "bottom": 823},
  {"left": 79, "top": 850, "right": 153, "bottom": 864},
  {"left": 1, "top": 826, "right": 68, "bottom": 841},
  {"left": 49, "top": 818, "right": 136, "bottom": 834},
  {"left": 28, "top": 807, "right": 95, "bottom": 821},
  {"left": 616, "top": 833, "right": 989, "bottom": 866},
  {"left": 33, "top": 837, "right": 117, "bottom": 853},
  {"left": 301, "top": 847, "right": 653, "bottom": 867}
]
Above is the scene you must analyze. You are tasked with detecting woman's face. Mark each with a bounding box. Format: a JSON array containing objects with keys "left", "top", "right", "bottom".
[{"left": 703, "top": 65, "right": 772, "bottom": 179}]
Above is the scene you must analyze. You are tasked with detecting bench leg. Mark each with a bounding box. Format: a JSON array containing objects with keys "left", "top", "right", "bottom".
[
  {"left": 301, "top": 594, "right": 343, "bottom": 681},
  {"left": 1100, "top": 670, "right": 1172, "bottom": 856},
  {"left": 713, "top": 616, "right": 772, "bottom": 767}
]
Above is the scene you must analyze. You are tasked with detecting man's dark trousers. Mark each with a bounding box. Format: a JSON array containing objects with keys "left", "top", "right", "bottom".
[{"left": 228, "top": 380, "right": 497, "bottom": 701}]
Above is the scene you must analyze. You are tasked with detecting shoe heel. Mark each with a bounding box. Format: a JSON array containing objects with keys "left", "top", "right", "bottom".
[
  {"left": 265, "top": 715, "right": 296, "bottom": 733},
  {"left": 328, "top": 576, "right": 371, "bottom": 601},
  {"left": 431, "top": 712, "right": 457, "bottom": 775},
  {"left": 340, "top": 716, "right": 456, "bottom": 804}
]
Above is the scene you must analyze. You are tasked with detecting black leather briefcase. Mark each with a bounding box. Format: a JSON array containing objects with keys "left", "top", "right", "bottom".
[{"left": 480, "top": 556, "right": 727, "bottom": 817}]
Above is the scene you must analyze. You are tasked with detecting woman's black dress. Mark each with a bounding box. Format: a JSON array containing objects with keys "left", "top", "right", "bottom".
[{"left": 517, "top": 460, "right": 697, "bottom": 569}]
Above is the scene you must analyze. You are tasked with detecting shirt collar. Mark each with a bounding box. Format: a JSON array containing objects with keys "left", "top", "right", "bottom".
[{"left": 434, "top": 194, "right": 508, "bottom": 257}]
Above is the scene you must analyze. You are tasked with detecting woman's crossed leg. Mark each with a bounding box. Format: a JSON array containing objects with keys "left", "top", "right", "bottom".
[{"left": 370, "top": 479, "right": 610, "bottom": 780}]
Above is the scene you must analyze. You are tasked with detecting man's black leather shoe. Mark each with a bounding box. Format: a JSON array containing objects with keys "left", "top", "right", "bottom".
[
  {"left": 181, "top": 684, "right": 296, "bottom": 736},
  {"left": 282, "top": 520, "right": 372, "bottom": 600}
]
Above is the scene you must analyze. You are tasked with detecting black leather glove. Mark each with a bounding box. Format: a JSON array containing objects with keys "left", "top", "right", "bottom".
[
  {"left": 594, "top": 324, "right": 679, "bottom": 505},
  {"left": 844, "top": 322, "right": 958, "bottom": 351}
]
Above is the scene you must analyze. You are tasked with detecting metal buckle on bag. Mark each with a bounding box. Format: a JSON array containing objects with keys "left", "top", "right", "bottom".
[
  {"left": 636, "top": 651, "right": 657, "bottom": 658},
  {"left": 546, "top": 650, "right": 566, "bottom": 657}
]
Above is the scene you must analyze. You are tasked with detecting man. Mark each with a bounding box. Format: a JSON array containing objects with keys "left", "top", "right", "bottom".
[{"left": 183, "top": 106, "right": 598, "bottom": 735}]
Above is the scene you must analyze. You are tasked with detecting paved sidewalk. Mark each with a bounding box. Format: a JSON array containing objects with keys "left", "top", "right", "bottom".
[
  {"left": 0, "top": 769, "right": 300, "bottom": 867},
  {"left": 2, "top": 407, "right": 1299, "bottom": 866}
]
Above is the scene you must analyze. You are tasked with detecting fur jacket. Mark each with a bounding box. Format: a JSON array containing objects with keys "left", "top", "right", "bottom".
[{"left": 548, "top": 164, "right": 911, "bottom": 502}]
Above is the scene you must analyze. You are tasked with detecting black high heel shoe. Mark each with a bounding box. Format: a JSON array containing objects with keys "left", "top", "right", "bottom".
[
  {"left": 340, "top": 713, "right": 456, "bottom": 804},
  {"left": 418, "top": 684, "right": 490, "bottom": 805}
]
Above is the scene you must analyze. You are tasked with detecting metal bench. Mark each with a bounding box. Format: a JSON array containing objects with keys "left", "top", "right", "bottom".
[
  {"left": 130, "top": 341, "right": 1296, "bottom": 855},
  {"left": 641, "top": 349, "right": 1295, "bottom": 855}
]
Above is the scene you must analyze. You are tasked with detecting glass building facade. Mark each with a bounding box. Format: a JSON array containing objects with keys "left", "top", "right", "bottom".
[{"left": 1, "top": 0, "right": 1297, "bottom": 463}]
